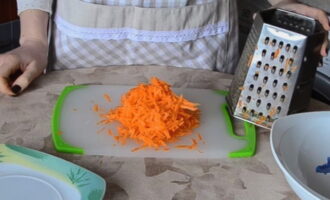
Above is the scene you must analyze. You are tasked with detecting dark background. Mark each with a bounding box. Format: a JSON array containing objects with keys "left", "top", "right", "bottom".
[{"left": 0, "top": 0, "right": 20, "bottom": 53}]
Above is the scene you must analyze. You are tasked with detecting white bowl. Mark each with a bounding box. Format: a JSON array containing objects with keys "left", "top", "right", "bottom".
[{"left": 270, "top": 111, "right": 330, "bottom": 200}]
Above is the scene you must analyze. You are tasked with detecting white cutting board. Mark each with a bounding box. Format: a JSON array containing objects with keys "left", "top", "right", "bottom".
[{"left": 54, "top": 85, "right": 247, "bottom": 158}]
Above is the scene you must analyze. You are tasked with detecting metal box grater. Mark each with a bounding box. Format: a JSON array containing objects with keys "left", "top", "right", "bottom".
[{"left": 227, "top": 8, "right": 326, "bottom": 129}]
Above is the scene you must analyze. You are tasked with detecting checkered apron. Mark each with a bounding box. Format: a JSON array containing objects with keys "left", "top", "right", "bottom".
[{"left": 50, "top": 0, "right": 239, "bottom": 73}]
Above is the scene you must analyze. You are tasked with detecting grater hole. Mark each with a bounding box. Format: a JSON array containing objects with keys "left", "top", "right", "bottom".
[
  {"left": 277, "top": 106, "right": 282, "bottom": 114},
  {"left": 271, "top": 66, "right": 277, "bottom": 74},
  {"left": 264, "top": 37, "right": 270, "bottom": 45},
  {"left": 273, "top": 80, "right": 278, "bottom": 87},
  {"left": 262, "top": 49, "right": 267, "bottom": 57},
  {"left": 271, "top": 39, "right": 277, "bottom": 46},
  {"left": 293, "top": 46, "right": 298, "bottom": 53},
  {"left": 265, "top": 89, "right": 270, "bottom": 97},
  {"left": 266, "top": 115, "right": 271, "bottom": 121},
  {"left": 242, "top": 107, "right": 247, "bottom": 113},
  {"left": 263, "top": 76, "right": 268, "bottom": 84},
  {"left": 253, "top": 73, "right": 259, "bottom": 80},
  {"left": 280, "top": 95, "right": 286, "bottom": 102},
  {"left": 257, "top": 87, "right": 262, "bottom": 94},
  {"left": 250, "top": 109, "right": 255, "bottom": 115},
  {"left": 273, "top": 92, "right": 278, "bottom": 100},
  {"left": 287, "top": 71, "right": 292, "bottom": 78},
  {"left": 264, "top": 64, "right": 269, "bottom": 71},
  {"left": 286, "top": 44, "right": 291, "bottom": 51},
  {"left": 271, "top": 52, "right": 275, "bottom": 60},
  {"left": 279, "top": 41, "right": 284, "bottom": 48},
  {"left": 266, "top": 103, "right": 271, "bottom": 110},
  {"left": 280, "top": 55, "right": 285, "bottom": 63},
  {"left": 258, "top": 112, "right": 263, "bottom": 117},
  {"left": 283, "top": 83, "right": 288, "bottom": 90},
  {"left": 289, "top": 58, "right": 294, "bottom": 66},
  {"left": 249, "top": 84, "right": 254, "bottom": 91},
  {"left": 256, "top": 99, "right": 262, "bottom": 107},
  {"left": 279, "top": 68, "right": 284, "bottom": 76},
  {"left": 246, "top": 96, "right": 251, "bottom": 103},
  {"left": 257, "top": 61, "right": 262, "bottom": 68}
]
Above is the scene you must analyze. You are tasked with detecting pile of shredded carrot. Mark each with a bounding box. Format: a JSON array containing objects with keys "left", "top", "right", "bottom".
[{"left": 97, "top": 77, "right": 201, "bottom": 151}]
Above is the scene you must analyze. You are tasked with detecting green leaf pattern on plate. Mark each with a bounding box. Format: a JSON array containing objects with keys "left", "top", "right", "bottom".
[{"left": 67, "top": 167, "right": 90, "bottom": 188}]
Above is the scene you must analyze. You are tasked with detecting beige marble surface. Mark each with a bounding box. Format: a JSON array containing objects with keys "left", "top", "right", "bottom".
[{"left": 0, "top": 66, "right": 329, "bottom": 200}]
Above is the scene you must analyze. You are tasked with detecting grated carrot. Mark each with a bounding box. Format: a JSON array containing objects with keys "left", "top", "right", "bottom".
[
  {"left": 98, "top": 77, "right": 201, "bottom": 152},
  {"left": 197, "top": 133, "right": 205, "bottom": 144},
  {"left": 93, "top": 104, "right": 100, "bottom": 112},
  {"left": 274, "top": 49, "right": 281, "bottom": 59},
  {"left": 107, "top": 130, "right": 114, "bottom": 136},
  {"left": 97, "top": 127, "right": 106, "bottom": 134},
  {"left": 175, "top": 138, "right": 198, "bottom": 150},
  {"left": 103, "top": 93, "right": 112, "bottom": 102}
]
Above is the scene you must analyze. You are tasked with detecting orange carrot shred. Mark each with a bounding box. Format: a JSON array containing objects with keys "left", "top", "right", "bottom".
[
  {"left": 97, "top": 127, "right": 106, "bottom": 134},
  {"left": 98, "top": 77, "right": 202, "bottom": 151},
  {"left": 103, "top": 93, "right": 112, "bottom": 102},
  {"left": 107, "top": 130, "right": 114, "bottom": 136},
  {"left": 93, "top": 104, "right": 99, "bottom": 112},
  {"left": 197, "top": 133, "right": 205, "bottom": 144}
]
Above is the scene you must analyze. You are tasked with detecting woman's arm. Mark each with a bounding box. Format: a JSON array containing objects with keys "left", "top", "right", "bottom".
[{"left": 0, "top": 9, "right": 49, "bottom": 96}]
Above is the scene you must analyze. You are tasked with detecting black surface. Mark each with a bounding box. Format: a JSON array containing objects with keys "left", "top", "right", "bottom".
[{"left": 0, "top": 20, "right": 20, "bottom": 53}]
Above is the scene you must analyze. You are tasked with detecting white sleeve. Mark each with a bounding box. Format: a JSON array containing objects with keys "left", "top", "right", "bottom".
[{"left": 17, "top": 0, "right": 54, "bottom": 15}]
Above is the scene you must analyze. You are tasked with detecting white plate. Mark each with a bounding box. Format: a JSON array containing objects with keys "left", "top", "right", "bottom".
[
  {"left": 0, "top": 144, "right": 106, "bottom": 200},
  {"left": 270, "top": 111, "right": 330, "bottom": 200}
]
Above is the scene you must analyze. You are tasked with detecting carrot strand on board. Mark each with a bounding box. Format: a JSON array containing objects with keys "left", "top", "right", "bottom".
[
  {"left": 93, "top": 104, "right": 99, "bottom": 112},
  {"left": 107, "top": 130, "right": 114, "bottom": 136},
  {"left": 97, "top": 127, "right": 107, "bottom": 134},
  {"left": 98, "top": 77, "right": 202, "bottom": 151},
  {"left": 103, "top": 93, "right": 112, "bottom": 102}
]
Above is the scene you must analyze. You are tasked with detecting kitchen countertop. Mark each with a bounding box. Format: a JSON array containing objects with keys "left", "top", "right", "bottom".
[{"left": 0, "top": 66, "right": 329, "bottom": 200}]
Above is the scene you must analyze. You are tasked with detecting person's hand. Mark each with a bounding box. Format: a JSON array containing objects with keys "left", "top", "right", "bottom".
[
  {"left": 0, "top": 39, "right": 48, "bottom": 96},
  {"left": 274, "top": 2, "right": 330, "bottom": 56}
]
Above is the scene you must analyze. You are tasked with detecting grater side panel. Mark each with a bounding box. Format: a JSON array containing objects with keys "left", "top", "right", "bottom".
[
  {"left": 288, "top": 32, "right": 325, "bottom": 114},
  {"left": 233, "top": 24, "right": 308, "bottom": 128},
  {"left": 227, "top": 15, "right": 264, "bottom": 114},
  {"left": 228, "top": 8, "right": 326, "bottom": 129}
]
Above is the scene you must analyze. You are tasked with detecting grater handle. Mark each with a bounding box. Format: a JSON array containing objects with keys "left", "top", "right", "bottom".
[{"left": 221, "top": 103, "right": 256, "bottom": 158}]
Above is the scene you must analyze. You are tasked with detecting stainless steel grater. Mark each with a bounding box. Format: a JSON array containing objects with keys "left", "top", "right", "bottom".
[{"left": 227, "top": 8, "right": 326, "bottom": 129}]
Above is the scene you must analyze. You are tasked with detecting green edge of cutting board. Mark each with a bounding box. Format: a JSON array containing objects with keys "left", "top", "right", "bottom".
[
  {"left": 51, "top": 86, "right": 256, "bottom": 158},
  {"left": 51, "top": 85, "right": 86, "bottom": 154},
  {"left": 214, "top": 90, "right": 256, "bottom": 158}
]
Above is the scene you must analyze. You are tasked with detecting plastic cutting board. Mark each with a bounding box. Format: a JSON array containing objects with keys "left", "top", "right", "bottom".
[{"left": 51, "top": 85, "right": 256, "bottom": 158}]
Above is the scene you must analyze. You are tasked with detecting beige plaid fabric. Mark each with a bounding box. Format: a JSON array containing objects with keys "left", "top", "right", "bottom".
[
  {"left": 52, "top": 27, "right": 231, "bottom": 71},
  {"left": 82, "top": 0, "right": 215, "bottom": 7},
  {"left": 50, "top": 0, "right": 239, "bottom": 73}
]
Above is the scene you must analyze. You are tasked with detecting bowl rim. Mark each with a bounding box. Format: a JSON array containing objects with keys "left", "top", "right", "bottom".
[{"left": 270, "top": 111, "right": 330, "bottom": 200}]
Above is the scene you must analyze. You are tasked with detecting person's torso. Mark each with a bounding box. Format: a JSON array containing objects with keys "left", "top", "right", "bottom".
[{"left": 49, "top": 0, "right": 239, "bottom": 73}]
